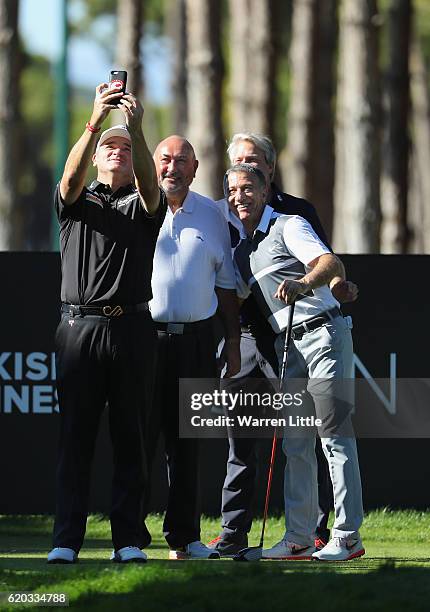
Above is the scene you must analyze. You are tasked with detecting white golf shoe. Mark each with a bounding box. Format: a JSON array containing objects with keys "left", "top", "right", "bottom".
[
  {"left": 169, "top": 540, "right": 220, "bottom": 560},
  {"left": 47, "top": 547, "right": 77, "bottom": 564},
  {"left": 262, "top": 539, "right": 315, "bottom": 560},
  {"left": 312, "top": 536, "right": 365, "bottom": 561},
  {"left": 111, "top": 546, "right": 147, "bottom": 563}
]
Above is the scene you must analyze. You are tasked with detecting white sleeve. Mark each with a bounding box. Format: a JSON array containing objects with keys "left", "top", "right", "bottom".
[{"left": 282, "top": 216, "right": 331, "bottom": 265}]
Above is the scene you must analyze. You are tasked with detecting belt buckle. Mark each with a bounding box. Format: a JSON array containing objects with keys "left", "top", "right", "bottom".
[
  {"left": 292, "top": 329, "right": 301, "bottom": 341},
  {"left": 292, "top": 323, "right": 305, "bottom": 341},
  {"left": 69, "top": 304, "right": 79, "bottom": 318},
  {"left": 103, "top": 305, "right": 123, "bottom": 317},
  {"left": 166, "top": 323, "right": 184, "bottom": 334}
]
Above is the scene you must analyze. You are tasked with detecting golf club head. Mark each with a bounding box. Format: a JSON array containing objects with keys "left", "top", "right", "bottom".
[{"left": 232, "top": 546, "right": 263, "bottom": 562}]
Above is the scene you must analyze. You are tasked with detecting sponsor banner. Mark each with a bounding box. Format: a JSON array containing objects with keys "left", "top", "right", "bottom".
[
  {"left": 0, "top": 352, "right": 58, "bottom": 414},
  {"left": 1, "top": 253, "right": 430, "bottom": 512}
]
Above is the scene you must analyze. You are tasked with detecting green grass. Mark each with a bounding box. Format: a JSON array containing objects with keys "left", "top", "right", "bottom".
[{"left": 0, "top": 511, "right": 429, "bottom": 611}]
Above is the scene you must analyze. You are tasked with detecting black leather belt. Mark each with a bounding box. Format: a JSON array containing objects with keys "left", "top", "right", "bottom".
[
  {"left": 292, "top": 307, "right": 341, "bottom": 341},
  {"left": 62, "top": 302, "right": 149, "bottom": 317},
  {"left": 155, "top": 318, "right": 212, "bottom": 335}
]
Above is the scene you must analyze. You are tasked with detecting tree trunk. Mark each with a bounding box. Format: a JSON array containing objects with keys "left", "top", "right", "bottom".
[
  {"left": 0, "top": 0, "right": 20, "bottom": 250},
  {"left": 407, "top": 147, "right": 424, "bottom": 253},
  {"left": 115, "top": 0, "right": 144, "bottom": 99},
  {"left": 409, "top": 37, "right": 430, "bottom": 253},
  {"left": 229, "top": 0, "right": 276, "bottom": 136},
  {"left": 166, "top": 0, "right": 188, "bottom": 135},
  {"left": 282, "top": 0, "right": 336, "bottom": 241},
  {"left": 284, "top": 0, "right": 318, "bottom": 200},
  {"left": 229, "top": 0, "right": 252, "bottom": 133},
  {"left": 185, "top": 0, "right": 224, "bottom": 199},
  {"left": 333, "top": 0, "right": 381, "bottom": 253},
  {"left": 311, "top": 0, "right": 337, "bottom": 241},
  {"left": 380, "top": 0, "right": 411, "bottom": 253}
]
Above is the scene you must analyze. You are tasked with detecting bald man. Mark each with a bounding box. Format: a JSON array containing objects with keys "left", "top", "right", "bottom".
[{"left": 146, "top": 136, "right": 240, "bottom": 560}]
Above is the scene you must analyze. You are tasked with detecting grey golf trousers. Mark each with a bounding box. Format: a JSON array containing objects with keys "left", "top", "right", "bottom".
[
  {"left": 220, "top": 331, "right": 334, "bottom": 542},
  {"left": 274, "top": 313, "right": 363, "bottom": 547}
]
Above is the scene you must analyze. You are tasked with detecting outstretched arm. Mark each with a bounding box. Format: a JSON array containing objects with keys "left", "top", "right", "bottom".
[
  {"left": 118, "top": 94, "right": 160, "bottom": 215},
  {"left": 60, "top": 83, "right": 119, "bottom": 205}
]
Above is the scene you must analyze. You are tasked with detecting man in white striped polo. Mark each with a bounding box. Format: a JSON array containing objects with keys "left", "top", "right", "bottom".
[{"left": 227, "top": 163, "right": 364, "bottom": 562}]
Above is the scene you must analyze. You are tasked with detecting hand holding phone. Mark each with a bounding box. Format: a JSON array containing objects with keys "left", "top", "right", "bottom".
[{"left": 109, "top": 70, "right": 127, "bottom": 106}]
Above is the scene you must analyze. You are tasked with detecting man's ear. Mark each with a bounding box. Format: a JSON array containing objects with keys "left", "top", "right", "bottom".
[
  {"left": 92, "top": 153, "right": 97, "bottom": 168},
  {"left": 193, "top": 159, "right": 199, "bottom": 177}
]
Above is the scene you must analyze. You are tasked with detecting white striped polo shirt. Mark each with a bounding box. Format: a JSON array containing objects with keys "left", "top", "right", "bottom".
[{"left": 234, "top": 206, "right": 339, "bottom": 333}]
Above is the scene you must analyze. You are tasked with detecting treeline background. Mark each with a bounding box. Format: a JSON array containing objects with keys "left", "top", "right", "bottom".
[{"left": 0, "top": 0, "right": 429, "bottom": 254}]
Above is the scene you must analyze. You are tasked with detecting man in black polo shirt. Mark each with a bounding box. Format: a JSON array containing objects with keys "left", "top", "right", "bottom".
[
  {"left": 47, "top": 82, "right": 166, "bottom": 564},
  {"left": 209, "top": 133, "right": 357, "bottom": 556}
]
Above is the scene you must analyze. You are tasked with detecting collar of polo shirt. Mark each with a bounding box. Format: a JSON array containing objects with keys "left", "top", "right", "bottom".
[
  {"left": 168, "top": 190, "right": 195, "bottom": 214},
  {"left": 239, "top": 204, "right": 274, "bottom": 240},
  {"left": 256, "top": 205, "right": 274, "bottom": 233}
]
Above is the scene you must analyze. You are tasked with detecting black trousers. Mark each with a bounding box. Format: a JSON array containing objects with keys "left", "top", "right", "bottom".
[
  {"left": 53, "top": 309, "right": 156, "bottom": 552},
  {"left": 145, "top": 320, "right": 217, "bottom": 549}
]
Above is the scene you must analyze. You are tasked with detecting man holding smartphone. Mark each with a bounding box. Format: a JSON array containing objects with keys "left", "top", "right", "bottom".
[{"left": 47, "top": 79, "right": 166, "bottom": 564}]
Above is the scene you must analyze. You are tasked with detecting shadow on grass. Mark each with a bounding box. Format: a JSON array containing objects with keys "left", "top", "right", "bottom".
[
  {"left": 1, "top": 557, "right": 430, "bottom": 612},
  {"left": 65, "top": 564, "right": 430, "bottom": 612}
]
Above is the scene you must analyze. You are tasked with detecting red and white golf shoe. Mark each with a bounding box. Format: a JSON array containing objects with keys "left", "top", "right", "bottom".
[
  {"left": 262, "top": 539, "right": 315, "bottom": 560},
  {"left": 312, "top": 536, "right": 365, "bottom": 561}
]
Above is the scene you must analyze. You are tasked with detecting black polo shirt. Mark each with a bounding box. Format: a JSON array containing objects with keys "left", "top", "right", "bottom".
[
  {"left": 55, "top": 180, "right": 167, "bottom": 305},
  {"left": 269, "top": 184, "right": 330, "bottom": 249},
  {"left": 239, "top": 183, "right": 331, "bottom": 334}
]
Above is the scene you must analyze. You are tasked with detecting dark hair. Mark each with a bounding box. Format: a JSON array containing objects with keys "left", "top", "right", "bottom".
[{"left": 223, "top": 163, "right": 267, "bottom": 198}]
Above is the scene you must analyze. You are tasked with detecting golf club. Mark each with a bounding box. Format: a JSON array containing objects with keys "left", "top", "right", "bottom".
[{"left": 233, "top": 301, "right": 296, "bottom": 562}]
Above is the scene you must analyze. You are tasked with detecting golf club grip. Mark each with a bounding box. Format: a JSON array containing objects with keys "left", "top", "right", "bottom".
[
  {"left": 279, "top": 302, "right": 295, "bottom": 390},
  {"left": 260, "top": 427, "right": 278, "bottom": 547}
]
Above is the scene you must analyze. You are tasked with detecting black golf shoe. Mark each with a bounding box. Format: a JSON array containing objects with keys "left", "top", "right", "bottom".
[{"left": 207, "top": 534, "right": 248, "bottom": 557}]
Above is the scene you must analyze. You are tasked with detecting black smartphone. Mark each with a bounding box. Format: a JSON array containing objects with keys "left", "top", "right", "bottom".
[{"left": 109, "top": 70, "right": 127, "bottom": 106}]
